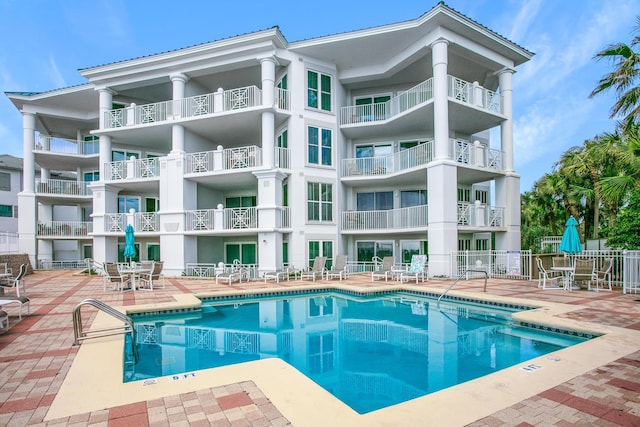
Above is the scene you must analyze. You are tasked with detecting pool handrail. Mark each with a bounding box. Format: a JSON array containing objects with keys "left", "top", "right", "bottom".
[{"left": 437, "top": 268, "right": 488, "bottom": 307}]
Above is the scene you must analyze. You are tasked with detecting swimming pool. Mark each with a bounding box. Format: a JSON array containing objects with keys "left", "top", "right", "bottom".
[{"left": 125, "top": 290, "right": 595, "bottom": 414}]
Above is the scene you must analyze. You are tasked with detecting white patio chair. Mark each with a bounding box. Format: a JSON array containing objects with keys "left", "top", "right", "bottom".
[
  {"left": 590, "top": 258, "right": 613, "bottom": 292},
  {"left": 325, "top": 255, "right": 349, "bottom": 281},
  {"left": 536, "top": 258, "right": 562, "bottom": 289}
]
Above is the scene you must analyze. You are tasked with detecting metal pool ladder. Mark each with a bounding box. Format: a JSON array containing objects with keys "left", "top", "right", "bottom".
[
  {"left": 437, "top": 268, "right": 488, "bottom": 308},
  {"left": 72, "top": 298, "right": 138, "bottom": 364}
]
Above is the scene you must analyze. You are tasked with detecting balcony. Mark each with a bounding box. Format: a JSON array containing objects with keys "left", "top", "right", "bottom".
[
  {"left": 35, "top": 136, "right": 99, "bottom": 155},
  {"left": 104, "top": 212, "right": 159, "bottom": 233},
  {"left": 102, "top": 85, "right": 286, "bottom": 129},
  {"left": 450, "top": 139, "right": 504, "bottom": 171},
  {"left": 184, "top": 206, "right": 290, "bottom": 232},
  {"left": 341, "top": 205, "right": 428, "bottom": 232},
  {"left": 105, "top": 157, "right": 160, "bottom": 181},
  {"left": 33, "top": 137, "right": 99, "bottom": 171},
  {"left": 448, "top": 76, "right": 500, "bottom": 113},
  {"left": 457, "top": 202, "right": 504, "bottom": 227},
  {"left": 341, "top": 142, "right": 433, "bottom": 178},
  {"left": 185, "top": 146, "right": 262, "bottom": 174},
  {"left": 35, "top": 179, "right": 91, "bottom": 197},
  {"left": 37, "top": 221, "right": 92, "bottom": 238}
]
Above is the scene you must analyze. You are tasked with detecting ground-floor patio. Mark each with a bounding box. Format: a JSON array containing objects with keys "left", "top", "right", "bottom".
[{"left": 1, "top": 270, "right": 639, "bottom": 426}]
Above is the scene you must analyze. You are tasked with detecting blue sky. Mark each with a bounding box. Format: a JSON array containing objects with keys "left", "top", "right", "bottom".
[{"left": 1, "top": 0, "right": 639, "bottom": 192}]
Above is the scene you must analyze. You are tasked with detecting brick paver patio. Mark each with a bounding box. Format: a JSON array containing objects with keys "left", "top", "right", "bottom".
[{"left": 1, "top": 270, "right": 639, "bottom": 426}]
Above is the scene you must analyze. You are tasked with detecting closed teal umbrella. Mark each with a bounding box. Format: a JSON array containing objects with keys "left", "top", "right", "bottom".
[
  {"left": 123, "top": 224, "right": 137, "bottom": 262},
  {"left": 559, "top": 216, "right": 582, "bottom": 254}
]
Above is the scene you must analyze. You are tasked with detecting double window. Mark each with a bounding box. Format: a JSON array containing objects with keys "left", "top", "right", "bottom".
[
  {"left": 308, "top": 240, "right": 333, "bottom": 269},
  {"left": 308, "top": 126, "right": 332, "bottom": 166},
  {"left": 307, "top": 183, "right": 333, "bottom": 222},
  {"left": 0, "top": 172, "right": 11, "bottom": 191},
  {"left": 356, "top": 192, "right": 393, "bottom": 211},
  {"left": 307, "top": 70, "right": 331, "bottom": 111}
]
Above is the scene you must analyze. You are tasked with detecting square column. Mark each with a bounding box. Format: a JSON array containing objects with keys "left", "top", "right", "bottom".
[{"left": 427, "top": 161, "right": 458, "bottom": 276}]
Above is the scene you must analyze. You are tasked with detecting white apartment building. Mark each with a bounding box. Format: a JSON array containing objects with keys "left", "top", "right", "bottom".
[{"left": 5, "top": 3, "right": 532, "bottom": 276}]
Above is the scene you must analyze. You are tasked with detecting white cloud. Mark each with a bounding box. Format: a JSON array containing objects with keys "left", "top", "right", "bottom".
[{"left": 47, "top": 55, "right": 67, "bottom": 88}]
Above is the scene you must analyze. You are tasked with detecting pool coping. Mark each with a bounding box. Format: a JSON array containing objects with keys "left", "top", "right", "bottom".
[{"left": 45, "top": 284, "right": 640, "bottom": 426}]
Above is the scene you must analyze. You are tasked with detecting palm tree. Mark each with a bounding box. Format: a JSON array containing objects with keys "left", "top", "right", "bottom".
[{"left": 590, "top": 17, "right": 640, "bottom": 129}]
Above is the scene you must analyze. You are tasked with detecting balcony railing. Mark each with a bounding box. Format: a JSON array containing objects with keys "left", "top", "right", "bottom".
[
  {"left": 450, "top": 139, "right": 504, "bottom": 171},
  {"left": 341, "top": 142, "right": 433, "bottom": 177},
  {"left": 275, "top": 147, "right": 290, "bottom": 169},
  {"left": 37, "top": 221, "right": 92, "bottom": 237},
  {"left": 340, "top": 79, "right": 433, "bottom": 125},
  {"left": 104, "top": 212, "right": 159, "bottom": 233},
  {"left": 457, "top": 202, "right": 504, "bottom": 227},
  {"left": 103, "top": 85, "right": 274, "bottom": 129},
  {"left": 275, "top": 87, "right": 290, "bottom": 110},
  {"left": 35, "top": 136, "right": 99, "bottom": 155},
  {"left": 342, "top": 205, "right": 428, "bottom": 231},
  {"left": 105, "top": 157, "right": 160, "bottom": 181},
  {"left": 184, "top": 145, "right": 265, "bottom": 174},
  {"left": 448, "top": 76, "right": 501, "bottom": 113},
  {"left": 184, "top": 206, "right": 290, "bottom": 231},
  {"left": 35, "top": 179, "right": 91, "bottom": 196}
]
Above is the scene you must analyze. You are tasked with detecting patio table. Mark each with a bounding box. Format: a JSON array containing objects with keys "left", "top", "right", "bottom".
[{"left": 551, "top": 266, "right": 578, "bottom": 291}]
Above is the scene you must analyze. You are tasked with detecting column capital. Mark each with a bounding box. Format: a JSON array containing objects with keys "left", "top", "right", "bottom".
[
  {"left": 95, "top": 87, "right": 117, "bottom": 96},
  {"left": 430, "top": 38, "right": 449, "bottom": 49},
  {"left": 170, "top": 73, "right": 189, "bottom": 83},
  {"left": 258, "top": 55, "right": 279, "bottom": 66},
  {"left": 494, "top": 67, "right": 516, "bottom": 77}
]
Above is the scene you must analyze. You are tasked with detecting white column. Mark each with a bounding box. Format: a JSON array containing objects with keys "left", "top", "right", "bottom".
[
  {"left": 427, "top": 164, "right": 458, "bottom": 276},
  {"left": 22, "top": 112, "right": 36, "bottom": 193},
  {"left": 254, "top": 170, "right": 286, "bottom": 275},
  {"left": 498, "top": 68, "right": 515, "bottom": 172},
  {"left": 431, "top": 39, "right": 449, "bottom": 160},
  {"left": 170, "top": 74, "right": 188, "bottom": 155},
  {"left": 98, "top": 89, "right": 114, "bottom": 179},
  {"left": 98, "top": 88, "right": 114, "bottom": 130},
  {"left": 260, "top": 57, "right": 277, "bottom": 168}
]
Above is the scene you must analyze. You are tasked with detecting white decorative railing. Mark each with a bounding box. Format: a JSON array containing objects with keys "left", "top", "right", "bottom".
[
  {"left": 104, "top": 212, "right": 159, "bottom": 232},
  {"left": 185, "top": 262, "right": 258, "bottom": 279},
  {"left": 184, "top": 145, "right": 264, "bottom": 174},
  {"left": 450, "top": 250, "right": 532, "bottom": 280},
  {"left": 342, "top": 205, "right": 427, "bottom": 231},
  {"left": 105, "top": 157, "right": 160, "bottom": 181},
  {"left": 37, "top": 259, "right": 92, "bottom": 270},
  {"left": 275, "top": 147, "right": 290, "bottom": 169},
  {"left": 223, "top": 207, "right": 257, "bottom": 229},
  {"left": 280, "top": 207, "right": 290, "bottom": 228},
  {"left": 104, "top": 85, "right": 262, "bottom": 129},
  {"left": 448, "top": 75, "right": 501, "bottom": 113},
  {"left": 185, "top": 207, "right": 259, "bottom": 231},
  {"left": 35, "top": 179, "right": 91, "bottom": 196},
  {"left": 37, "top": 221, "right": 92, "bottom": 237},
  {"left": 340, "top": 79, "right": 433, "bottom": 125},
  {"left": 450, "top": 139, "right": 504, "bottom": 171},
  {"left": 341, "top": 142, "right": 433, "bottom": 177},
  {"left": 275, "top": 87, "right": 290, "bottom": 110},
  {"left": 0, "top": 232, "right": 18, "bottom": 254},
  {"left": 35, "top": 136, "right": 99, "bottom": 155},
  {"left": 457, "top": 202, "right": 504, "bottom": 227}
]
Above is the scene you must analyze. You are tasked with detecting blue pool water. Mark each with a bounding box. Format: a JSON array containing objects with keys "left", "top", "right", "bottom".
[{"left": 124, "top": 291, "right": 594, "bottom": 414}]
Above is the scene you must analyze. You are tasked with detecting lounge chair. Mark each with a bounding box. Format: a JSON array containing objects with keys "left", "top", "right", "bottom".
[
  {"left": 0, "top": 264, "right": 27, "bottom": 297},
  {"left": 138, "top": 261, "right": 165, "bottom": 290},
  {"left": 300, "top": 256, "right": 326, "bottom": 281},
  {"left": 264, "top": 265, "right": 297, "bottom": 283},
  {"left": 103, "top": 262, "right": 132, "bottom": 292},
  {"left": 216, "top": 259, "right": 247, "bottom": 285},
  {"left": 0, "top": 296, "right": 30, "bottom": 319},
  {"left": 591, "top": 258, "right": 613, "bottom": 292},
  {"left": 325, "top": 255, "right": 349, "bottom": 281},
  {"left": 371, "top": 256, "right": 395, "bottom": 282},
  {"left": 536, "top": 257, "right": 562, "bottom": 289},
  {"left": 399, "top": 255, "right": 428, "bottom": 283}
]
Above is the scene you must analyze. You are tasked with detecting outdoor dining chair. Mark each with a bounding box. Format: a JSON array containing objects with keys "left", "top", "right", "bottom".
[
  {"left": 536, "top": 257, "right": 562, "bottom": 289},
  {"left": 591, "top": 258, "right": 613, "bottom": 292}
]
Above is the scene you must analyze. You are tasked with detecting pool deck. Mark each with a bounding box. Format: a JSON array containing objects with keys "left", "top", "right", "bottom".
[{"left": 1, "top": 270, "right": 640, "bottom": 426}]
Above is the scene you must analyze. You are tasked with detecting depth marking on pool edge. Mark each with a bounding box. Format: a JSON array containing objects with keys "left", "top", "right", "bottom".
[
  {"left": 169, "top": 372, "right": 198, "bottom": 381},
  {"left": 520, "top": 357, "right": 560, "bottom": 373}
]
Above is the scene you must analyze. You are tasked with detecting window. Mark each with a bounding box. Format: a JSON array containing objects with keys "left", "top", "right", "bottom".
[
  {"left": 400, "top": 240, "right": 428, "bottom": 264},
  {"left": 147, "top": 243, "right": 160, "bottom": 262},
  {"left": 356, "top": 192, "right": 393, "bottom": 211},
  {"left": 82, "top": 245, "right": 93, "bottom": 260},
  {"left": 118, "top": 197, "right": 140, "bottom": 213},
  {"left": 356, "top": 241, "right": 393, "bottom": 262},
  {"left": 277, "top": 74, "right": 287, "bottom": 90},
  {"left": 112, "top": 150, "right": 139, "bottom": 162},
  {"left": 225, "top": 243, "right": 256, "bottom": 265},
  {"left": 400, "top": 190, "right": 427, "bottom": 208},
  {"left": 118, "top": 243, "right": 140, "bottom": 262},
  {"left": 475, "top": 190, "right": 488, "bottom": 204},
  {"left": 308, "top": 332, "right": 334, "bottom": 374},
  {"left": 355, "top": 143, "right": 392, "bottom": 172},
  {"left": 226, "top": 196, "right": 256, "bottom": 208},
  {"left": 307, "top": 182, "right": 332, "bottom": 221},
  {"left": 145, "top": 198, "right": 160, "bottom": 212},
  {"left": 307, "top": 126, "right": 332, "bottom": 166},
  {"left": 355, "top": 94, "right": 391, "bottom": 119},
  {"left": 0, "top": 172, "right": 10, "bottom": 191},
  {"left": 0, "top": 205, "right": 12, "bottom": 217},
  {"left": 475, "top": 239, "right": 489, "bottom": 251},
  {"left": 277, "top": 129, "right": 288, "bottom": 148},
  {"left": 83, "top": 171, "right": 99, "bottom": 182},
  {"left": 307, "top": 70, "right": 331, "bottom": 111},
  {"left": 282, "top": 241, "right": 289, "bottom": 265},
  {"left": 308, "top": 240, "right": 333, "bottom": 269}
]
